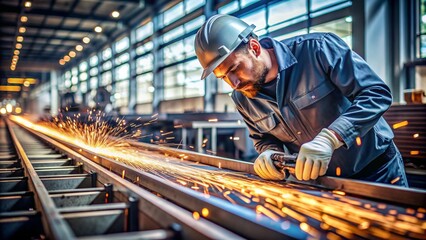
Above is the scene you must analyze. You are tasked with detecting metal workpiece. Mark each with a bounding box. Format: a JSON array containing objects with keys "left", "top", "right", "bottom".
[
  {"left": 8, "top": 117, "right": 426, "bottom": 239},
  {"left": 130, "top": 140, "right": 426, "bottom": 207}
]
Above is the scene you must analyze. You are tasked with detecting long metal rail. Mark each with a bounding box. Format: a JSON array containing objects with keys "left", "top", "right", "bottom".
[
  {"left": 128, "top": 140, "right": 426, "bottom": 207},
  {"left": 1, "top": 118, "right": 242, "bottom": 240},
  {"left": 10, "top": 116, "right": 426, "bottom": 240}
]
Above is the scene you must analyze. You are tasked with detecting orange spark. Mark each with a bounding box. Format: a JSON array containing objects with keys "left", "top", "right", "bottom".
[{"left": 392, "top": 121, "right": 408, "bottom": 129}]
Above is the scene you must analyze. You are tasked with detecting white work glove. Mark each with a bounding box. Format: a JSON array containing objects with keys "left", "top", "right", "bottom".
[
  {"left": 254, "top": 150, "right": 286, "bottom": 180},
  {"left": 295, "top": 128, "right": 343, "bottom": 181}
]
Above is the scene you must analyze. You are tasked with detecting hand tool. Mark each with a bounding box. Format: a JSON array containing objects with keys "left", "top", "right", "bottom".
[{"left": 270, "top": 152, "right": 298, "bottom": 176}]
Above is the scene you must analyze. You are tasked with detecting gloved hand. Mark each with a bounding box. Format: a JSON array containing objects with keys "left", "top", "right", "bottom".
[
  {"left": 295, "top": 128, "right": 343, "bottom": 181},
  {"left": 254, "top": 150, "right": 286, "bottom": 180}
]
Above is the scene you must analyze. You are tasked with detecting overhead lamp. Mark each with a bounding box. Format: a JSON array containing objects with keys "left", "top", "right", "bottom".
[
  {"left": 14, "top": 50, "right": 20, "bottom": 55},
  {"left": 10, "top": 66, "right": 16, "bottom": 71},
  {"left": 15, "top": 107, "right": 22, "bottom": 114},
  {"left": 13, "top": 55, "right": 19, "bottom": 60},
  {"left": 111, "top": 11, "right": 120, "bottom": 18},
  {"left": 24, "top": 1, "right": 32, "bottom": 8},
  {"left": 69, "top": 51, "right": 76, "bottom": 57},
  {"left": 16, "top": 43, "right": 22, "bottom": 49},
  {"left": 20, "top": 16, "right": 28, "bottom": 22},
  {"left": 82, "top": 37, "right": 90, "bottom": 44},
  {"left": 17, "top": 36, "right": 24, "bottom": 42},
  {"left": 19, "top": 27, "right": 26, "bottom": 33},
  {"left": 94, "top": 26, "right": 102, "bottom": 33},
  {"left": 75, "top": 45, "right": 83, "bottom": 51},
  {"left": 59, "top": 59, "right": 65, "bottom": 65},
  {"left": 23, "top": 81, "right": 30, "bottom": 87},
  {"left": 6, "top": 104, "right": 13, "bottom": 113},
  {"left": 64, "top": 55, "right": 70, "bottom": 62}
]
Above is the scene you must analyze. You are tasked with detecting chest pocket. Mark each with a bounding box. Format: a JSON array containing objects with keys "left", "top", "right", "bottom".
[
  {"left": 254, "top": 112, "right": 296, "bottom": 143},
  {"left": 292, "top": 81, "right": 344, "bottom": 132}
]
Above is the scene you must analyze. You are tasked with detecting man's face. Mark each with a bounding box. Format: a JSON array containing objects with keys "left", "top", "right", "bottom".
[{"left": 213, "top": 47, "right": 268, "bottom": 98}]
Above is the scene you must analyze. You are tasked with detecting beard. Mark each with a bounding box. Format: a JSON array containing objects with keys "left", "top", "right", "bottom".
[{"left": 240, "top": 62, "right": 269, "bottom": 98}]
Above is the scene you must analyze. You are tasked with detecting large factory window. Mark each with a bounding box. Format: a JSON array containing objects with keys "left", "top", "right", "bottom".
[
  {"left": 102, "top": 48, "right": 112, "bottom": 61},
  {"left": 137, "top": 73, "right": 154, "bottom": 103},
  {"left": 419, "top": 0, "right": 426, "bottom": 58},
  {"left": 64, "top": 71, "right": 71, "bottom": 89},
  {"left": 159, "top": 0, "right": 205, "bottom": 27},
  {"left": 162, "top": 34, "right": 198, "bottom": 65},
  {"left": 89, "top": 55, "right": 98, "bottom": 67},
  {"left": 135, "top": 23, "right": 154, "bottom": 106},
  {"left": 162, "top": 16, "right": 204, "bottom": 44},
  {"left": 114, "top": 80, "right": 129, "bottom": 107},
  {"left": 310, "top": 17, "right": 352, "bottom": 47},
  {"left": 115, "top": 53, "right": 130, "bottom": 66},
  {"left": 115, "top": 37, "right": 129, "bottom": 54},
  {"left": 136, "top": 41, "right": 153, "bottom": 55},
  {"left": 136, "top": 54, "right": 153, "bottom": 74},
  {"left": 79, "top": 61, "right": 88, "bottom": 94},
  {"left": 115, "top": 64, "right": 130, "bottom": 81},
  {"left": 88, "top": 55, "right": 98, "bottom": 92},
  {"left": 136, "top": 21, "right": 153, "bottom": 42},
  {"left": 311, "top": 0, "right": 349, "bottom": 12},
  {"left": 268, "top": 0, "right": 307, "bottom": 29},
  {"left": 159, "top": 1, "right": 205, "bottom": 103},
  {"left": 101, "top": 71, "right": 112, "bottom": 87},
  {"left": 163, "top": 59, "right": 204, "bottom": 100}
]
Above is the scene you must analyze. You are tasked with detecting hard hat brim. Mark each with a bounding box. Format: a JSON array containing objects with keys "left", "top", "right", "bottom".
[{"left": 200, "top": 50, "right": 232, "bottom": 80}]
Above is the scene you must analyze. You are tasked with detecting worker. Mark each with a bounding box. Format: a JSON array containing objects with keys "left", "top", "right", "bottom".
[{"left": 194, "top": 14, "right": 408, "bottom": 187}]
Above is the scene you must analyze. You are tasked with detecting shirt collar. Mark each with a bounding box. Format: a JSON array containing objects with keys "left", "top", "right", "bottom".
[{"left": 259, "top": 37, "right": 297, "bottom": 72}]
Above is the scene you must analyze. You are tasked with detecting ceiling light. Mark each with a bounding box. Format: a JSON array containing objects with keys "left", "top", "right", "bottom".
[
  {"left": 17, "top": 36, "right": 24, "bottom": 42},
  {"left": 64, "top": 55, "right": 70, "bottom": 62},
  {"left": 10, "top": 66, "right": 16, "bottom": 71},
  {"left": 20, "top": 16, "right": 28, "bottom": 22},
  {"left": 16, "top": 43, "right": 22, "bottom": 49},
  {"left": 24, "top": 1, "right": 31, "bottom": 8},
  {"left": 14, "top": 50, "right": 20, "bottom": 55},
  {"left": 23, "top": 81, "right": 30, "bottom": 87},
  {"left": 13, "top": 55, "right": 19, "bottom": 60},
  {"left": 59, "top": 59, "right": 65, "bottom": 65},
  {"left": 94, "top": 26, "right": 102, "bottom": 33},
  {"left": 6, "top": 104, "right": 13, "bottom": 113},
  {"left": 19, "top": 27, "right": 26, "bottom": 33},
  {"left": 75, "top": 45, "right": 83, "bottom": 51},
  {"left": 111, "top": 11, "right": 120, "bottom": 18},
  {"left": 82, "top": 37, "right": 90, "bottom": 44},
  {"left": 15, "top": 107, "right": 22, "bottom": 114},
  {"left": 69, "top": 51, "right": 76, "bottom": 57}
]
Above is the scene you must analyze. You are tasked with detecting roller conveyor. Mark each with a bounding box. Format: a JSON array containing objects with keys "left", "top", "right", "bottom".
[
  {"left": 1, "top": 117, "right": 240, "bottom": 240},
  {"left": 3, "top": 116, "right": 426, "bottom": 239}
]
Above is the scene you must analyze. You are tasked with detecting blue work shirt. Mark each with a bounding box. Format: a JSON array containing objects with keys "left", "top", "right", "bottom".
[{"left": 232, "top": 33, "right": 394, "bottom": 178}]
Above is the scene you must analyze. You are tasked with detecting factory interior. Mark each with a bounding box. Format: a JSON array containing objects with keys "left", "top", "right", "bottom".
[{"left": 0, "top": 0, "right": 426, "bottom": 239}]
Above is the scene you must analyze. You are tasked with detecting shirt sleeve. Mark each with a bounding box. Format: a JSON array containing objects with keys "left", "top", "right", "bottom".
[
  {"left": 318, "top": 33, "right": 392, "bottom": 148},
  {"left": 234, "top": 98, "right": 284, "bottom": 154}
]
